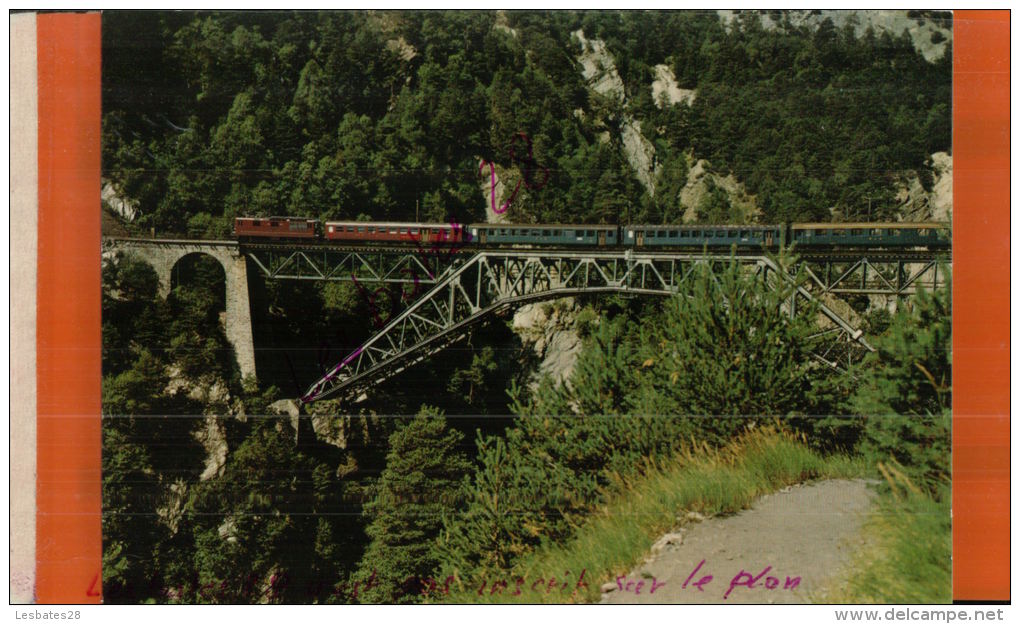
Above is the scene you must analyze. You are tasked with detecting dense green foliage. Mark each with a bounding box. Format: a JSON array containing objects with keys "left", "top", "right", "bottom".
[
  {"left": 101, "top": 11, "right": 953, "bottom": 604},
  {"left": 856, "top": 283, "right": 952, "bottom": 495},
  {"left": 101, "top": 252, "right": 387, "bottom": 603},
  {"left": 356, "top": 407, "right": 471, "bottom": 603},
  {"left": 103, "top": 10, "right": 950, "bottom": 236},
  {"left": 102, "top": 248, "right": 952, "bottom": 603},
  {"left": 435, "top": 258, "right": 857, "bottom": 581}
]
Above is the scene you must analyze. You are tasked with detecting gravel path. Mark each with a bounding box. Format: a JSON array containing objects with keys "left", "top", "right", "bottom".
[{"left": 601, "top": 479, "right": 876, "bottom": 604}]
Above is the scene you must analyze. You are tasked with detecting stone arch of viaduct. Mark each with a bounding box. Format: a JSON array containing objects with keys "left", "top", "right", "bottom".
[{"left": 104, "top": 239, "right": 256, "bottom": 379}]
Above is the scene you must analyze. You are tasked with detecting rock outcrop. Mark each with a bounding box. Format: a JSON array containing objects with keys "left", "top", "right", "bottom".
[
  {"left": 512, "top": 298, "right": 586, "bottom": 387},
  {"left": 651, "top": 64, "right": 696, "bottom": 108},
  {"left": 679, "top": 159, "right": 759, "bottom": 223},
  {"left": 573, "top": 29, "right": 660, "bottom": 197},
  {"left": 194, "top": 415, "right": 228, "bottom": 481},
  {"left": 717, "top": 10, "right": 952, "bottom": 63},
  {"left": 897, "top": 152, "right": 952, "bottom": 222},
  {"left": 102, "top": 179, "right": 138, "bottom": 222}
]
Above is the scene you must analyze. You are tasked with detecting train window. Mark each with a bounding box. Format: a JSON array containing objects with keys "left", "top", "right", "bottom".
[
  {"left": 357, "top": 226, "right": 365, "bottom": 233},
  {"left": 390, "top": 229, "right": 398, "bottom": 234},
  {"left": 541, "top": 230, "right": 550, "bottom": 236},
  {"left": 253, "top": 220, "right": 261, "bottom": 226},
  {"left": 669, "top": 230, "right": 678, "bottom": 238},
  {"left": 410, "top": 228, "right": 418, "bottom": 235},
  {"left": 892, "top": 229, "right": 901, "bottom": 236},
  {"left": 834, "top": 230, "right": 846, "bottom": 236},
  {"left": 706, "top": 231, "right": 715, "bottom": 238},
  {"left": 347, "top": 226, "right": 355, "bottom": 232},
  {"left": 919, "top": 229, "right": 929, "bottom": 236},
  {"left": 399, "top": 228, "right": 408, "bottom": 234},
  {"left": 851, "top": 229, "right": 863, "bottom": 236},
  {"left": 871, "top": 229, "right": 882, "bottom": 236},
  {"left": 587, "top": 230, "right": 595, "bottom": 237},
  {"left": 728, "top": 230, "right": 737, "bottom": 238}
]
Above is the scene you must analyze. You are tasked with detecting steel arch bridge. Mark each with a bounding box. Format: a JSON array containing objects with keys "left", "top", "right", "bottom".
[
  {"left": 103, "top": 237, "right": 949, "bottom": 405},
  {"left": 293, "top": 249, "right": 901, "bottom": 405}
]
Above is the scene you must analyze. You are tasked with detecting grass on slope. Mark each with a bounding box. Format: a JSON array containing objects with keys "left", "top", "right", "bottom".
[
  {"left": 435, "top": 426, "right": 864, "bottom": 604},
  {"left": 821, "top": 466, "right": 951, "bottom": 604}
]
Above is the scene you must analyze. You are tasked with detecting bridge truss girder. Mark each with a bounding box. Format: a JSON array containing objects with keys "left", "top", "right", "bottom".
[
  {"left": 244, "top": 244, "right": 950, "bottom": 299},
  {"left": 300, "top": 250, "right": 876, "bottom": 404},
  {"left": 243, "top": 244, "right": 464, "bottom": 285},
  {"left": 798, "top": 253, "right": 949, "bottom": 297}
]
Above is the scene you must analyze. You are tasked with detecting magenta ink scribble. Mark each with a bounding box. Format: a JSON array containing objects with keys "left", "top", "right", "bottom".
[
  {"left": 481, "top": 132, "right": 550, "bottom": 214},
  {"left": 480, "top": 160, "right": 515, "bottom": 214},
  {"left": 302, "top": 346, "right": 364, "bottom": 403},
  {"left": 510, "top": 131, "right": 551, "bottom": 190}
]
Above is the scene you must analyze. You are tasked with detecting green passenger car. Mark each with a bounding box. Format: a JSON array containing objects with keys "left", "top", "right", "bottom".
[
  {"left": 469, "top": 224, "right": 618, "bottom": 246},
  {"left": 790, "top": 223, "right": 950, "bottom": 247},
  {"left": 623, "top": 225, "right": 782, "bottom": 248}
]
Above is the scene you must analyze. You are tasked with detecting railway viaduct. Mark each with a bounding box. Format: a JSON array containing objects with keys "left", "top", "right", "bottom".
[
  {"left": 103, "top": 239, "right": 257, "bottom": 380},
  {"left": 103, "top": 236, "right": 948, "bottom": 404}
]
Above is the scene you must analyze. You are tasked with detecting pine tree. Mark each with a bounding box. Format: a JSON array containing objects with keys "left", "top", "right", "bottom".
[
  {"left": 854, "top": 283, "right": 952, "bottom": 417},
  {"left": 436, "top": 430, "right": 554, "bottom": 579},
  {"left": 634, "top": 259, "right": 846, "bottom": 422},
  {"left": 356, "top": 407, "right": 471, "bottom": 603},
  {"left": 855, "top": 282, "right": 952, "bottom": 493}
]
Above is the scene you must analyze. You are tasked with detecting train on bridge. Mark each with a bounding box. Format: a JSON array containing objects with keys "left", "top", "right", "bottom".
[{"left": 235, "top": 217, "right": 950, "bottom": 250}]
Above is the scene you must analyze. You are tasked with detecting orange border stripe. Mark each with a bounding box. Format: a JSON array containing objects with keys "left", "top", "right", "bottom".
[
  {"left": 952, "top": 10, "right": 1010, "bottom": 602},
  {"left": 35, "top": 12, "right": 103, "bottom": 604}
]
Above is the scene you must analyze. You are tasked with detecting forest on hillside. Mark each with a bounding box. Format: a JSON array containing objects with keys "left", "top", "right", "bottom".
[
  {"left": 102, "top": 10, "right": 951, "bottom": 236},
  {"left": 101, "top": 10, "right": 953, "bottom": 604}
]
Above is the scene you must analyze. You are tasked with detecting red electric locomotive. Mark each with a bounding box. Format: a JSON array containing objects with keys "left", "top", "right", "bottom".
[{"left": 234, "top": 216, "right": 318, "bottom": 240}]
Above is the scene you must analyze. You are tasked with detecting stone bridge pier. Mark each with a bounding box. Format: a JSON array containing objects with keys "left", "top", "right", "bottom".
[{"left": 104, "top": 239, "right": 257, "bottom": 380}]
